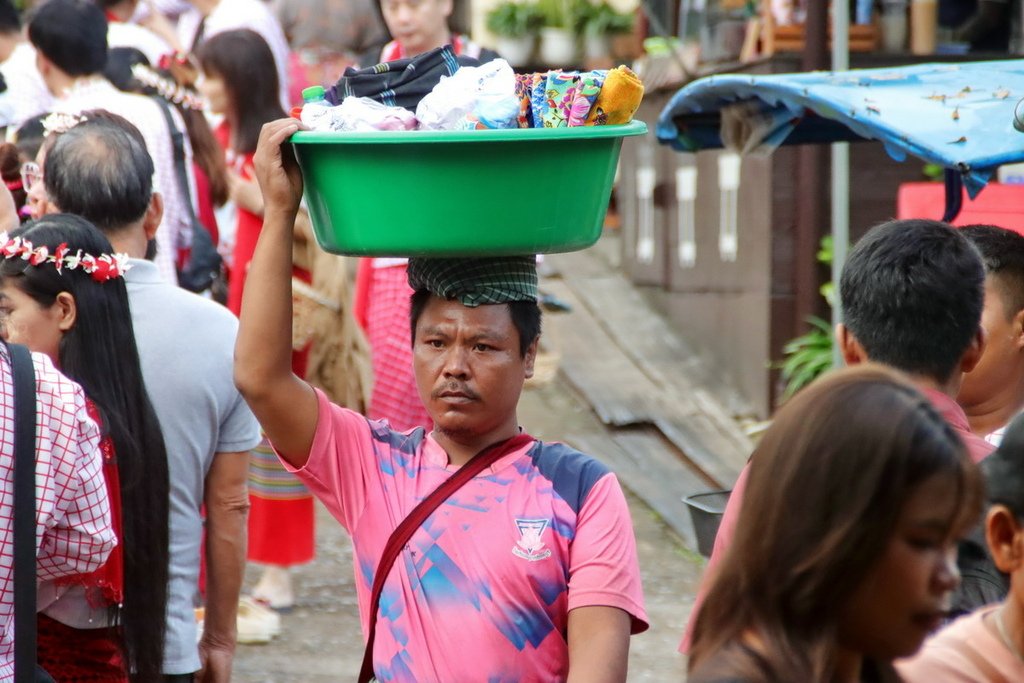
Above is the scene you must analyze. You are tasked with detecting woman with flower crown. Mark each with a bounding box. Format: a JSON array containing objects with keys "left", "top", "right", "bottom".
[{"left": 0, "top": 214, "right": 169, "bottom": 683}]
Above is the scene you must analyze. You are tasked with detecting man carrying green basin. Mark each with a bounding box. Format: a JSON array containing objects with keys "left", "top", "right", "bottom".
[{"left": 234, "top": 117, "right": 648, "bottom": 682}]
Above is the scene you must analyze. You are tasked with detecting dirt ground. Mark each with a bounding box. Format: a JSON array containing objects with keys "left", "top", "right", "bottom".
[{"left": 231, "top": 348, "right": 706, "bottom": 681}]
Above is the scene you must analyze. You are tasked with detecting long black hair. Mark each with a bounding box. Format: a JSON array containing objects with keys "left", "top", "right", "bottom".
[
  {"left": 196, "top": 29, "right": 285, "bottom": 154},
  {"left": 0, "top": 214, "right": 169, "bottom": 681}
]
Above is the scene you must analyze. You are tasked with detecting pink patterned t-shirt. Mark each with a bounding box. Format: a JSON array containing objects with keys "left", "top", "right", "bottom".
[{"left": 284, "top": 389, "right": 648, "bottom": 682}]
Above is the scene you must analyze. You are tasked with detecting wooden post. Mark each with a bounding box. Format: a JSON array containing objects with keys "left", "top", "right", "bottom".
[{"left": 775, "top": 1, "right": 830, "bottom": 407}]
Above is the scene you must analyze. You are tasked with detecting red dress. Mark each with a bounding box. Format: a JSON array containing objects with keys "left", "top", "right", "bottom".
[
  {"left": 37, "top": 401, "right": 126, "bottom": 682},
  {"left": 218, "top": 124, "right": 315, "bottom": 566}
]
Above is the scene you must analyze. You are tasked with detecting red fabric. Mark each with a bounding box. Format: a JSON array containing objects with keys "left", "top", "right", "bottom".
[
  {"left": 921, "top": 387, "right": 995, "bottom": 464},
  {"left": 226, "top": 148, "right": 259, "bottom": 317},
  {"left": 679, "top": 385, "right": 995, "bottom": 654},
  {"left": 353, "top": 257, "right": 373, "bottom": 331},
  {"left": 364, "top": 265, "right": 432, "bottom": 432},
  {"left": 248, "top": 495, "right": 315, "bottom": 565},
  {"left": 193, "top": 162, "right": 219, "bottom": 247},
  {"left": 37, "top": 614, "right": 126, "bottom": 682},
  {"left": 56, "top": 400, "right": 123, "bottom": 606},
  {"left": 378, "top": 34, "right": 465, "bottom": 62},
  {"left": 222, "top": 141, "right": 310, "bottom": 318},
  {"left": 898, "top": 182, "right": 1024, "bottom": 236}
]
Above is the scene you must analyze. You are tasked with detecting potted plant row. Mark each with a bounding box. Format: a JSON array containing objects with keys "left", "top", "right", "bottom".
[
  {"left": 485, "top": 0, "right": 636, "bottom": 67},
  {"left": 485, "top": 1, "right": 544, "bottom": 66}
]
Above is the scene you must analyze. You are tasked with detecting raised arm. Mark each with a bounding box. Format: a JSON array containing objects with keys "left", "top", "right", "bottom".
[{"left": 234, "top": 120, "right": 318, "bottom": 467}]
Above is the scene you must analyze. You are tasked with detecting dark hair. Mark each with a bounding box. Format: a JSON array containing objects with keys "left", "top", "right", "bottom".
[
  {"left": 409, "top": 288, "right": 542, "bottom": 356},
  {"left": 984, "top": 412, "right": 1024, "bottom": 517},
  {"left": 0, "top": 0, "right": 20, "bottom": 34},
  {"left": 689, "top": 364, "right": 982, "bottom": 681},
  {"left": 43, "top": 113, "right": 154, "bottom": 235},
  {"left": 961, "top": 224, "right": 1024, "bottom": 321},
  {"left": 27, "top": 0, "right": 108, "bottom": 77},
  {"left": 840, "top": 219, "right": 985, "bottom": 383},
  {"left": 103, "top": 46, "right": 149, "bottom": 92},
  {"left": 196, "top": 29, "right": 284, "bottom": 154},
  {"left": 0, "top": 215, "right": 169, "bottom": 682},
  {"left": 0, "top": 142, "right": 26, "bottom": 218},
  {"left": 106, "top": 51, "right": 230, "bottom": 207},
  {"left": 12, "top": 113, "right": 48, "bottom": 162}
]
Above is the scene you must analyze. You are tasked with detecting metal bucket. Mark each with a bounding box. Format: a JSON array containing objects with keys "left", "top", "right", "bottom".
[{"left": 683, "top": 489, "right": 731, "bottom": 557}]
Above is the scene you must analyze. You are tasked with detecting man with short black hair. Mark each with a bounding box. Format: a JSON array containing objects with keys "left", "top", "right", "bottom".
[
  {"left": 41, "top": 113, "right": 261, "bottom": 683},
  {"left": 838, "top": 219, "right": 987, "bottom": 393},
  {"left": 235, "top": 118, "right": 647, "bottom": 682},
  {"left": 957, "top": 224, "right": 1024, "bottom": 444},
  {"left": 28, "top": 0, "right": 195, "bottom": 287}
]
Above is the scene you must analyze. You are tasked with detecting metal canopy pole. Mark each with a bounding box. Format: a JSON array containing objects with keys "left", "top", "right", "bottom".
[{"left": 831, "top": 0, "right": 850, "bottom": 368}]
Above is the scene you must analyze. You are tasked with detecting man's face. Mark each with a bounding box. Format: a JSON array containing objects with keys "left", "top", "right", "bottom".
[
  {"left": 413, "top": 295, "right": 536, "bottom": 443},
  {"left": 381, "top": 0, "right": 453, "bottom": 57},
  {"left": 959, "top": 276, "right": 1023, "bottom": 411}
]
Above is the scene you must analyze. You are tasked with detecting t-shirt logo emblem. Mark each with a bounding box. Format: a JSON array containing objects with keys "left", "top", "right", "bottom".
[{"left": 513, "top": 518, "right": 552, "bottom": 561}]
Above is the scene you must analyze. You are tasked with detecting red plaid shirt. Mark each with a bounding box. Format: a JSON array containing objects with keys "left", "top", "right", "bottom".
[{"left": 0, "top": 351, "right": 114, "bottom": 680}]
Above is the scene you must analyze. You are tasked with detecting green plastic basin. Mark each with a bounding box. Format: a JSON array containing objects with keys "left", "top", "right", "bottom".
[{"left": 290, "top": 121, "right": 647, "bottom": 256}]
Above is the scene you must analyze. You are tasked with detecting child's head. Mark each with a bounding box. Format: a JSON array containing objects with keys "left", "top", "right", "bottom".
[{"left": 982, "top": 415, "right": 1024, "bottom": 610}]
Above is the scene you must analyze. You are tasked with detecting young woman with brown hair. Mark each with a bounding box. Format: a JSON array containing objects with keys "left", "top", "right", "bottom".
[{"left": 688, "top": 364, "right": 983, "bottom": 683}]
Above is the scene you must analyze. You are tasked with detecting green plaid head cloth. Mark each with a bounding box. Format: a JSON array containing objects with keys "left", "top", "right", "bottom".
[{"left": 406, "top": 256, "right": 538, "bottom": 307}]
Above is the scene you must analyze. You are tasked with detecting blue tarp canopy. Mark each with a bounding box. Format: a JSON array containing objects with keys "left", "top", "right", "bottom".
[{"left": 656, "top": 59, "right": 1024, "bottom": 198}]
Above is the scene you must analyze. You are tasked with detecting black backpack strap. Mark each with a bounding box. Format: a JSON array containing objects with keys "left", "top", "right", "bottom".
[
  {"left": 10, "top": 343, "right": 36, "bottom": 683},
  {"left": 151, "top": 96, "right": 197, "bottom": 223}
]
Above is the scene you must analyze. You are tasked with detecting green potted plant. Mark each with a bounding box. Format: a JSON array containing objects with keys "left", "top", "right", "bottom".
[
  {"left": 776, "top": 236, "right": 839, "bottom": 401},
  {"left": 537, "top": 0, "right": 577, "bottom": 65},
  {"left": 485, "top": 1, "right": 544, "bottom": 66},
  {"left": 580, "top": 1, "right": 635, "bottom": 60}
]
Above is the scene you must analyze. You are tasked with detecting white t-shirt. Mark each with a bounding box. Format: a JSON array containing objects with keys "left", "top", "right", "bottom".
[
  {"left": 0, "top": 43, "right": 54, "bottom": 130},
  {"left": 108, "top": 21, "right": 173, "bottom": 65}
]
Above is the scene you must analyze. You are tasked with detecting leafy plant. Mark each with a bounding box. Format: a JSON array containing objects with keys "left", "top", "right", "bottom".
[
  {"left": 536, "top": 0, "right": 573, "bottom": 29},
  {"left": 486, "top": 1, "right": 545, "bottom": 38},
  {"left": 778, "top": 316, "right": 834, "bottom": 401},
  {"left": 579, "top": 1, "right": 634, "bottom": 36},
  {"left": 776, "top": 235, "right": 847, "bottom": 401}
]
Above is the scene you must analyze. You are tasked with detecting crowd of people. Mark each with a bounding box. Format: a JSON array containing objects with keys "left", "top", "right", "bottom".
[{"left": 0, "top": 0, "right": 1023, "bottom": 682}]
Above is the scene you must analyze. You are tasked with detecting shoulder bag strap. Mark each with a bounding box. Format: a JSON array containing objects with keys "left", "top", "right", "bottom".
[
  {"left": 10, "top": 343, "right": 37, "bottom": 683},
  {"left": 152, "top": 97, "right": 197, "bottom": 220},
  {"left": 356, "top": 432, "right": 535, "bottom": 683}
]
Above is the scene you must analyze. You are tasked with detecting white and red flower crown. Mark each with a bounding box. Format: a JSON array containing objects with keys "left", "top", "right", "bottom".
[{"left": 0, "top": 233, "right": 132, "bottom": 282}]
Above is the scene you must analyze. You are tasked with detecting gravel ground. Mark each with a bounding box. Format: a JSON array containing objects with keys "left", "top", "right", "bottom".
[{"left": 231, "top": 365, "right": 705, "bottom": 682}]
